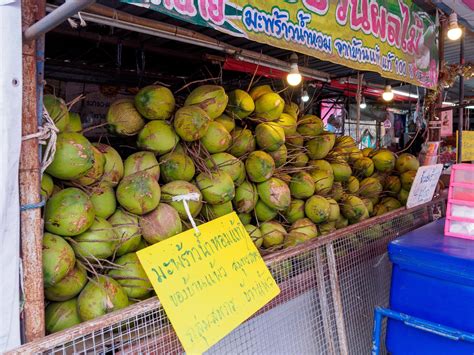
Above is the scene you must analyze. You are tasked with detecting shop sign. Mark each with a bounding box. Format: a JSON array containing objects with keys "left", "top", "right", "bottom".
[
  {"left": 124, "top": 0, "right": 438, "bottom": 89},
  {"left": 440, "top": 105, "right": 453, "bottom": 137},
  {"left": 137, "top": 212, "right": 280, "bottom": 354},
  {"left": 457, "top": 130, "right": 474, "bottom": 162},
  {"left": 406, "top": 164, "right": 443, "bottom": 208}
]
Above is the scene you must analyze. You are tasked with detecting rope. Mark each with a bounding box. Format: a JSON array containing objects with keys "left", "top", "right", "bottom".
[
  {"left": 20, "top": 199, "right": 46, "bottom": 211},
  {"left": 67, "top": 11, "right": 87, "bottom": 29},
  {"left": 22, "top": 104, "right": 60, "bottom": 174},
  {"left": 172, "top": 193, "right": 201, "bottom": 236}
]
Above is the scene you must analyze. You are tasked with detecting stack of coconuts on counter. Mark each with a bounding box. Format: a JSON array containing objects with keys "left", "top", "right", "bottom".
[{"left": 40, "top": 84, "right": 420, "bottom": 333}]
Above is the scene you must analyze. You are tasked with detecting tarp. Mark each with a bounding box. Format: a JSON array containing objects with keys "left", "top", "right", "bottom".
[
  {"left": 0, "top": 0, "right": 22, "bottom": 351},
  {"left": 124, "top": 0, "right": 439, "bottom": 89}
]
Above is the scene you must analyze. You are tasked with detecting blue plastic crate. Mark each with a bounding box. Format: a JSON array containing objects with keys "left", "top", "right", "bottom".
[{"left": 387, "top": 218, "right": 474, "bottom": 354}]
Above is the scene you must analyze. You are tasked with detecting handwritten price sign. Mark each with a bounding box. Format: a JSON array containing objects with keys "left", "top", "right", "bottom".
[
  {"left": 406, "top": 164, "right": 443, "bottom": 208},
  {"left": 137, "top": 212, "right": 280, "bottom": 354}
]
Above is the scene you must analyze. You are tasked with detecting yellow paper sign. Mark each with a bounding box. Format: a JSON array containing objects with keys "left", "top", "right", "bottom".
[
  {"left": 456, "top": 130, "right": 474, "bottom": 162},
  {"left": 137, "top": 212, "right": 280, "bottom": 354}
]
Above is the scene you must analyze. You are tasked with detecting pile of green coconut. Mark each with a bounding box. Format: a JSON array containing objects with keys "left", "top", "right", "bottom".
[{"left": 40, "top": 84, "right": 420, "bottom": 334}]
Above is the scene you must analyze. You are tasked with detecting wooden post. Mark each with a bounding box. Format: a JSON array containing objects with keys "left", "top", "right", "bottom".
[{"left": 20, "top": 0, "right": 46, "bottom": 342}]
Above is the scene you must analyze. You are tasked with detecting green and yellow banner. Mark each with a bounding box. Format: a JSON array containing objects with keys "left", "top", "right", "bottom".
[{"left": 124, "top": 0, "right": 438, "bottom": 89}]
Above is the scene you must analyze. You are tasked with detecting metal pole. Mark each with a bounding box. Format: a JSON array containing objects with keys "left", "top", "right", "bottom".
[
  {"left": 457, "top": 32, "right": 465, "bottom": 163},
  {"left": 23, "top": 0, "right": 95, "bottom": 42}
]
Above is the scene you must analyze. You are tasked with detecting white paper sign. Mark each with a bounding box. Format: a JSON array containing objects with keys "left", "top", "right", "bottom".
[{"left": 406, "top": 164, "right": 443, "bottom": 208}]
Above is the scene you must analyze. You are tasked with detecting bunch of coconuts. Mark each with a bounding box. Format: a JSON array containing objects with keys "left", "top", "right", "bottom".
[{"left": 40, "top": 84, "right": 420, "bottom": 333}]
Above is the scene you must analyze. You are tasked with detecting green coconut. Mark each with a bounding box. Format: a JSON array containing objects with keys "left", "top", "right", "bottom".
[
  {"left": 398, "top": 188, "right": 409, "bottom": 205},
  {"left": 260, "top": 221, "right": 286, "bottom": 249},
  {"left": 283, "top": 102, "right": 299, "bottom": 120},
  {"left": 233, "top": 181, "right": 258, "bottom": 213},
  {"left": 107, "top": 99, "right": 145, "bottom": 136},
  {"left": 134, "top": 85, "right": 175, "bottom": 120},
  {"left": 206, "top": 152, "right": 245, "bottom": 186},
  {"left": 331, "top": 160, "right": 352, "bottom": 182},
  {"left": 386, "top": 175, "right": 402, "bottom": 195},
  {"left": 268, "top": 144, "right": 288, "bottom": 168},
  {"left": 249, "top": 85, "right": 273, "bottom": 101},
  {"left": 227, "top": 89, "right": 255, "bottom": 119},
  {"left": 254, "top": 92, "right": 285, "bottom": 122},
  {"left": 276, "top": 113, "right": 297, "bottom": 136},
  {"left": 361, "top": 198, "right": 374, "bottom": 215},
  {"left": 285, "top": 199, "right": 305, "bottom": 224},
  {"left": 288, "top": 218, "right": 318, "bottom": 243},
  {"left": 201, "top": 201, "right": 233, "bottom": 220},
  {"left": 201, "top": 121, "right": 232, "bottom": 153},
  {"left": 245, "top": 224, "right": 263, "bottom": 248},
  {"left": 93, "top": 143, "right": 124, "bottom": 187},
  {"left": 161, "top": 181, "right": 203, "bottom": 220},
  {"left": 396, "top": 153, "right": 420, "bottom": 173},
  {"left": 44, "top": 188, "right": 95, "bottom": 236},
  {"left": 372, "top": 203, "right": 387, "bottom": 216},
  {"left": 362, "top": 147, "right": 374, "bottom": 157},
  {"left": 255, "top": 122, "right": 285, "bottom": 152},
  {"left": 309, "top": 159, "right": 333, "bottom": 174},
  {"left": 257, "top": 177, "right": 291, "bottom": 211},
  {"left": 71, "top": 217, "right": 118, "bottom": 260},
  {"left": 238, "top": 213, "right": 252, "bottom": 225},
  {"left": 335, "top": 215, "right": 349, "bottom": 229},
  {"left": 45, "top": 299, "right": 81, "bottom": 334},
  {"left": 123, "top": 151, "right": 160, "bottom": 181},
  {"left": 89, "top": 183, "right": 116, "bottom": 219},
  {"left": 381, "top": 197, "right": 402, "bottom": 211},
  {"left": 196, "top": 171, "right": 235, "bottom": 205},
  {"left": 140, "top": 203, "right": 182, "bottom": 244},
  {"left": 135, "top": 238, "right": 149, "bottom": 251},
  {"left": 77, "top": 275, "right": 129, "bottom": 321},
  {"left": 306, "top": 133, "right": 336, "bottom": 159},
  {"left": 65, "top": 112, "right": 82, "bottom": 133},
  {"left": 228, "top": 128, "right": 256, "bottom": 157},
  {"left": 245, "top": 151, "right": 275, "bottom": 183},
  {"left": 290, "top": 172, "right": 315, "bottom": 199},
  {"left": 330, "top": 182, "right": 344, "bottom": 201},
  {"left": 254, "top": 200, "right": 278, "bottom": 222},
  {"left": 305, "top": 195, "right": 330, "bottom": 223},
  {"left": 43, "top": 94, "right": 70, "bottom": 132},
  {"left": 292, "top": 153, "right": 309, "bottom": 168},
  {"left": 73, "top": 146, "right": 105, "bottom": 186},
  {"left": 41, "top": 173, "right": 54, "bottom": 200},
  {"left": 353, "top": 157, "right": 375, "bottom": 178},
  {"left": 348, "top": 147, "right": 363, "bottom": 163},
  {"left": 184, "top": 85, "right": 228, "bottom": 119},
  {"left": 108, "top": 208, "right": 142, "bottom": 257},
  {"left": 43, "top": 233, "right": 75, "bottom": 288},
  {"left": 319, "top": 221, "right": 336, "bottom": 235},
  {"left": 46, "top": 132, "right": 94, "bottom": 180},
  {"left": 311, "top": 170, "right": 334, "bottom": 195},
  {"left": 45, "top": 264, "right": 87, "bottom": 302},
  {"left": 327, "top": 198, "right": 340, "bottom": 221},
  {"left": 371, "top": 149, "right": 396, "bottom": 173},
  {"left": 358, "top": 177, "right": 383, "bottom": 198},
  {"left": 341, "top": 195, "right": 369, "bottom": 223},
  {"left": 174, "top": 106, "right": 210, "bottom": 142},
  {"left": 137, "top": 120, "right": 179, "bottom": 155},
  {"left": 401, "top": 170, "right": 417, "bottom": 190},
  {"left": 109, "top": 253, "right": 152, "bottom": 299},
  {"left": 116, "top": 171, "right": 161, "bottom": 215},
  {"left": 297, "top": 115, "right": 324, "bottom": 137},
  {"left": 327, "top": 147, "right": 350, "bottom": 162},
  {"left": 286, "top": 133, "right": 304, "bottom": 148},
  {"left": 346, "top": 176, "right": 359, "bottom": 194},
  {"left": 335, "top": 136, "right": 356, "bottom": 148},
  {"left": 215, "top": 114, "right": 235, "bottom": 133},
  {"left": 160, "top": 151, "right": 195, "bottom": 183}
]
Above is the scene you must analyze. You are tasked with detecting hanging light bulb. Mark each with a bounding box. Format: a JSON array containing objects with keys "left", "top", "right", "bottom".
[
  {"left": 382, "top": 85, "right": 394, "bottom": 102},
  {"left": 287, "top": 53, "right": 302, "bottom": 86},
  {"left": 447, "top": 13, "right": 462, "bottom": 41},
  {"left": 360, "top": 96, "right": 367, "bottom": 109},
  {"left": 301, "top": 90, "right": 310, "bottom": 102}
]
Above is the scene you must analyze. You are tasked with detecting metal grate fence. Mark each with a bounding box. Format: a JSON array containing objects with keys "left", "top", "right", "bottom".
[{"left": 10, "top": 198, "right": 446, "bottom": 355}]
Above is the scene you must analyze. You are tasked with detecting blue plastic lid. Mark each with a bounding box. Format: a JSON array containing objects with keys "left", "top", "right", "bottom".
[{"left": 388, "top": 218, "right": 474, "bottom": 285}]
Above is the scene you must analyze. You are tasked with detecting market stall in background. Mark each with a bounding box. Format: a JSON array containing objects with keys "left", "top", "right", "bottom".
[{"left": 1, "top": 0, "right": 473, "bottom": 353}]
